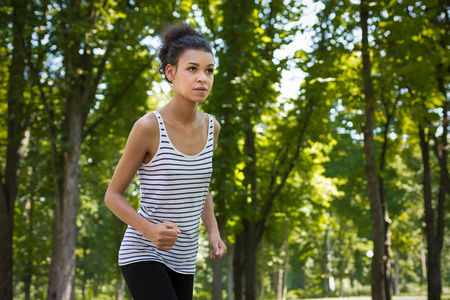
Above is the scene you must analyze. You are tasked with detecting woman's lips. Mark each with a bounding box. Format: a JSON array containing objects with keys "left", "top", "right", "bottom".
[{"left": 194, "top": 87, "right": 208, "bottom": 93}]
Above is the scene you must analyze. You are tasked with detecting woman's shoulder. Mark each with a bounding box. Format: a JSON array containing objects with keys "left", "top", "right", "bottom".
[{"left": 132, "top": 112, "right": 159, "bottom": 137}]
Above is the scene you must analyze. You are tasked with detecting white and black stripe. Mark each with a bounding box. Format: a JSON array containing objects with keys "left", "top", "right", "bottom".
[{"left": 118, "top": 111, "right": 214, "bottom": 274}]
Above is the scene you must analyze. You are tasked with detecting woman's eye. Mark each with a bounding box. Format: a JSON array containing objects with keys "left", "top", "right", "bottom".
[
  {"left": 206, "top": 69, "right": 214, "bottom": 74},
  {"left": 188, "top": 67, "right": 196, "bottom": 72}
]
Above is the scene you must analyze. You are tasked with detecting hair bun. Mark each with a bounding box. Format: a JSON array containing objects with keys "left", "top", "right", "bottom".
[{"left": 160, "top": 24, "right": 204, "bottom": 45}]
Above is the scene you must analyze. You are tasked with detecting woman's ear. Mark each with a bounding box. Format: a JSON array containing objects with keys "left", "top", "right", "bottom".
[{"left": 165, "top": 64, "right": 176, "bottom": 82}]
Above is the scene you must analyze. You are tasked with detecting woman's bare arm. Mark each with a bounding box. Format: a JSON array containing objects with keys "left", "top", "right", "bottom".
[
  {"left": 104, "top": 114, "right": 180, "bottom": 250},
  {"left": 201, "top": 116, "right": 226, "bottom": 260}
]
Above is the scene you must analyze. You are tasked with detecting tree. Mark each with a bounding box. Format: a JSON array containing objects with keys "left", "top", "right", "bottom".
[
  {"left": 360, "top": 1, "right": 386, "bottom": 299},
  {"left": 421, "top": 2, "right": 450, "bottom": 299},
  {"left": 40, "top": 1, "right": 174, "bottom": 298},
  {"left": 209, "top": 1, "right": 311, "bottom": 298},
  {"left": 380, "top": 1, "right": 449, "bottom": 297},
  {"left": 0, "top": 1, "right": 35, "bottom": 298}
]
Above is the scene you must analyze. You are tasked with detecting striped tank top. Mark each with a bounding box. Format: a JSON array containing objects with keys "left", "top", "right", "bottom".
[{"left": 118, "top": 111, "right": 215, "bottom": 274}]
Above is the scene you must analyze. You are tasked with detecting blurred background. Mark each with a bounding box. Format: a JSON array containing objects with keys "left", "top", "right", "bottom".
[{"left": 0, "top": 0, "right": 449, "bottom": 299}]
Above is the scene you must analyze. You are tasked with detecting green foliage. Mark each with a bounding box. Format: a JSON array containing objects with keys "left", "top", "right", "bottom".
[{"left": 2, "top": 0, "right": 449, "bottom": 298}]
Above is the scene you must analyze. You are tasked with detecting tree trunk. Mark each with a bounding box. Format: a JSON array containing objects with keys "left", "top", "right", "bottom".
[
  {"left": 379, "top": 98, "right": 395, "bottom": 300},
  {"left": 426, "top": 247, "right": 442, "bottom": 300},
  {"left": 226, "top": 244, "right": 233, "bottom": 300},
  {"left": 46, "top": 2, "right": 94, "bottom": 298},
  {"left": 259, "top": 257, "right": 265, "bottom": 300},
  {"left": 320, "top": 231, "right": 330, "bottom": 297},
  {"left": 275, "top": 251, "right": 283, "bottom": 299},
  {"left": 337, "top": 225, "right": 345, "bottom": 297},
  {"left": 418, "top": 125, "right": 444, "bottom": 300},
  {"left": 244, "top": 220, "right": 258, "bottom": 300},
  {"left": 81, "top": 238, "right": 87, "bottom": 299},
  {"left": 213, "top": 258, "right": 223, "bottom": 300},
  {"left": 381, "top": 181, "right": 393, "bottom": 300},
  {"left": 233, "top": 232, "right": 245, "bottom": 300},
  {"left": 0, "top": 185, "right": 13, "bottom": 300},
  {"left": 116, "top": 266, "right": 125, "bottom": 300},
  {"left": 24, "top": 198, "right": 34, "bottom": 300},
  {"left": 0, "top": 1, "right": 30, "bottom": 298},
  {"left": 420, "top": 238, "right": 427, "bottom": 283},
  {"left": 42, "top": 2, "right": 156, "bottom": 298},
  {"left": 360, "top": 1, "right": 386, "bottom": 299},
  {"left": 212, "top": 199, "right": 227, "bottom": 300},
  {"left": 232, "top": 117, "right": 259, "bottom": 300},
  {"left": 93, "top": 273, "right": 99, "bottom": 297},
  {"left": 422, "top": 5, "right": 448, "bottom": 299},
  {"left": 282, "top": 235, "right": 289, "bottom": 300},
  {"left": 393, "top": 251, "right": 399, "bottom": 295},
  {"left": 24, "top": 264, "right": 32, "bottom": 300},
  {"left": 47, "top": 96, "right": 83, "bottom": 300}
]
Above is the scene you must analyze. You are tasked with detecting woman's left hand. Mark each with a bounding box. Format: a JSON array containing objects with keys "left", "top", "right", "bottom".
[{"left": 209, "top": 233, "right": 227, "bottom": 260}]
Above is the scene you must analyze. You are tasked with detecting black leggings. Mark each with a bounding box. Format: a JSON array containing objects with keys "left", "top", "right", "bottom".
[{"left": 121, "top": 261, "right": 194, "bottom": 300}]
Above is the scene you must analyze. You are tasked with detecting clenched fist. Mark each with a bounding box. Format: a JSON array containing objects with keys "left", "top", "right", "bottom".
[
  {"left": 142, "top": 222, "right": 181, "bottom": 250},
  {"left": 209, "top": 233, "right": 227, "bottom": 260}
]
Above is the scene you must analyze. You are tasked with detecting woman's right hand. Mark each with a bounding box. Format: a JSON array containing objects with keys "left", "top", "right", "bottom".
[{"left": 143, "top": 222, "right": 181, "bottom": 250}]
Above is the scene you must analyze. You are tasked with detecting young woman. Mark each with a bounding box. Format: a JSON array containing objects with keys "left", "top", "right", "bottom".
[{"left": 104, "top": 24, "right": 226, "bottom": 300}]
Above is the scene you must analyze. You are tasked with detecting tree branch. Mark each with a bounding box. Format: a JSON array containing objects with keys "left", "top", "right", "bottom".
[
  {"left": 83, "top": 56, "right": 155, "bottom": 139},
  {"left": 256, "top": 96, "right": 315, "bottom": 243}
]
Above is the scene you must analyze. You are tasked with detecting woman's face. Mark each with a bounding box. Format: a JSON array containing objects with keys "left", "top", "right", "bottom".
[{"left": 166, "top": 49, "right": 215, "bottom": 103}]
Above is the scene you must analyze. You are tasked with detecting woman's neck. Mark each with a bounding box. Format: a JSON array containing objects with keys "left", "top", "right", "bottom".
[{"left": 160, "top": 97, "right": 199, "bottom": 126}]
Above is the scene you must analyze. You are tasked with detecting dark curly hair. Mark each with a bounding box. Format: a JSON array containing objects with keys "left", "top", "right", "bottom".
[{"left": 158, "top": 24, "right": 213, "bottom": 83}]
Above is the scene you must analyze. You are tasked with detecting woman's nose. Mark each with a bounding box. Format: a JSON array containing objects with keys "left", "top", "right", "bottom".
[{"left": 197, "top": 72, "right": 207, "bottom": 82}]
